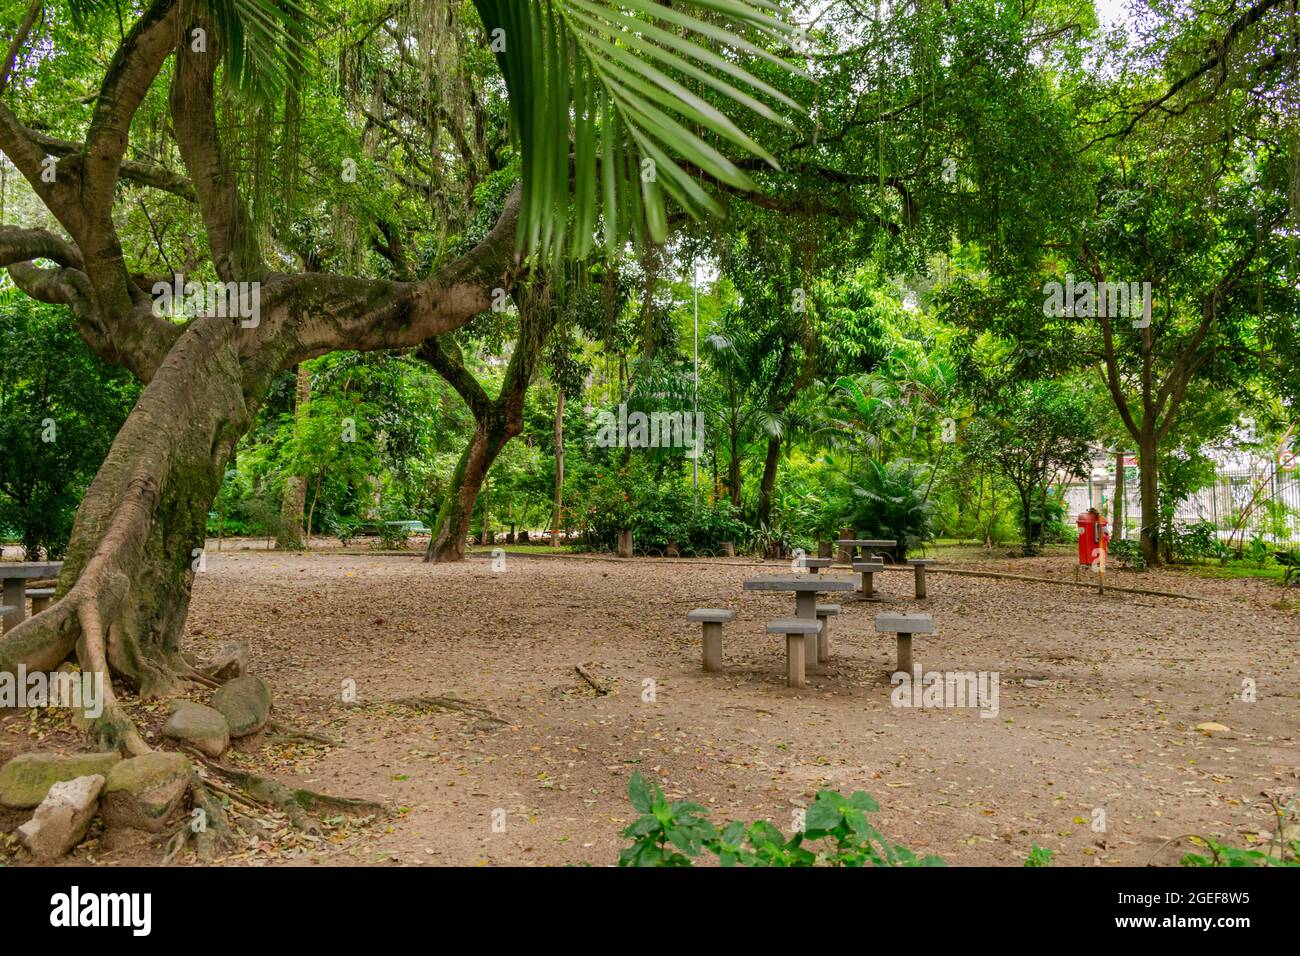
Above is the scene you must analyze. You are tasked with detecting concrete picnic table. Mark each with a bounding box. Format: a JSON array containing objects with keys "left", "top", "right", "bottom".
[
  {"left": 835, "top": 538, "right": 897, "bottom": 563},
  {"left": 1, "top": 561, "right": 62, "bottom": 632},
  {"left": 742, "top": 574, "right": 856, "bottom": 620}
]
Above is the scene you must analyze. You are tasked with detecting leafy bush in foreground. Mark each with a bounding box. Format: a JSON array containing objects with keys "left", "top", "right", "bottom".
[{"left": 617, "top": 772, "right": 944, "bottom": 867}]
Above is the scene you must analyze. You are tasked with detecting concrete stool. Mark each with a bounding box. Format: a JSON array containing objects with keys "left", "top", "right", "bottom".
[
  {"left": 689, "top": 608, "right": 738, "bottom": 672},
  {"left": 28, "top": 588, "right": 55, "bottom": 614},
  {"left": 815, "top": 604, "right": 840, "bottom": 662},
  {"left": 799, "top": 557, "right": 834, "bottom": 574},
  {"left": 852, "top": 561, "right": 885, "bottom": 599},
  {"left": 766, "top": 618, "right": 822, "bottom": 688},
  {"left": 874, "top": 611, "right": 935, "bottom": 673},
  {"left": 907, "top": 559, "right": 935, "bottom": 598}
]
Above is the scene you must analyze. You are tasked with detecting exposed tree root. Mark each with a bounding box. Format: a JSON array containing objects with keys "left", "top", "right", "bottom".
[
  {"left": 266, "top": 720, "right": 343, "bottom": 746},
  {"left": 185, "top": 750, "right": 383, "bottom": 841},
  {"left": 161, "top": 770, "right": 239, "bottom": 865}
]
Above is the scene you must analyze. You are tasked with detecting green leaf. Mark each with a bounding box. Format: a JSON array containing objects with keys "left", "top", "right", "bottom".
[
  {"left": 627, "top": 771, "right": 654, "bottom": 813},
  {"left": 475, "top": 0, "right": 806, "bottom": 261}
]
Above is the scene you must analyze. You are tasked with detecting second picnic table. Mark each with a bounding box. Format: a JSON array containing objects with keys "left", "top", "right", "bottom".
[
  {"left": 836, "top": 538, "right": 897, "bottom": 562},
  {"left": 742, "top": 574, "right": 856, "bottom": 686},
  {"left": 1, "top": 561, "right": 63, "bottom": 632},
  {"left": 742, "top": 573, "right": 857, "bottom": 619}
]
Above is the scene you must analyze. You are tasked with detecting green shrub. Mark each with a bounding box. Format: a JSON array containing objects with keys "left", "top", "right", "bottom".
[
  {"left": 1168, "top": 521, "right": 1227, "bottom": 563},
  {"left": 1024, "top": 844, "right": 1054, "bottom": 866},
  {"left": 846, "top": 459, "right": 935, "bottom": 560},
  {"left": 1180, "top": 835, "right": 1299, "bottom": 867},
  {"left": 618, "top": 772, "right": 943, "bottom": 867},
  {"left": 1109, "top": 539, "right": 1146, "bottom": 570}
]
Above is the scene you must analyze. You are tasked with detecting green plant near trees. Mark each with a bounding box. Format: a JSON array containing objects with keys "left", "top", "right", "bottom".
[
  {"left": 964, "top": 380, "right": 1096, "bottom": 556},
  {"left": 1108, "top": 539, "right": 1146, "bottom": 571},
  {"left": 617, "top": 772, "right": 943, "bottom": 867},
  {"left": 1180, "top": 836, "right": 1300, "bottom": 868},
  {"left": 846, "top": 459, "right": 935, "bottom": 560}
]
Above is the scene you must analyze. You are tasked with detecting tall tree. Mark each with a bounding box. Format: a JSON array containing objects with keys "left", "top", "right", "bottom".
[
  {"left": 419, "top": 280, "right": 555, "bottom": 562},
  {"left": 0, "top": 0, "right": 804, "bottom": 750},
  {"left": 275, "top": 364, "right": 312, "bottom": 549}
]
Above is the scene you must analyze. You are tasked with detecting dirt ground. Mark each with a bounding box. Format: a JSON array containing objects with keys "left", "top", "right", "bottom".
[{"left": 3, "top": 544, "right": 1297, "bottom": 867}]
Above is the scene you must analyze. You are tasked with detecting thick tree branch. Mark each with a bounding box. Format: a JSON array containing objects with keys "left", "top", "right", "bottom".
[
  {"left": 28, "top": 129, "right": 196, "bottom": 201},
  {"left": 280, "top": 185, "right": 523, "bottom": 362},
  {"left": 170, "top": 20, "right": 265, "bottom": 281}
]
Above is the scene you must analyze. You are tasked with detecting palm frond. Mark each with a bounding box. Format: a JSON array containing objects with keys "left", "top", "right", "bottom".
[
  {"left": 209, "top": 0, "right": 317, "bottom": 103},
  {"left": 475, "top": 0, "right": 807, "bottom": 262}
]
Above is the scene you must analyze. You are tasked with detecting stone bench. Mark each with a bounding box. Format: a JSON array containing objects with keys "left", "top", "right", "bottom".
[
  {"left": 851, "top": 561, "right": 885, "bottom": 599},
  {"left": 874, "top": 612, "right": 935, "bottom": 673},
  {"left": 766, "top": 618, "right": 822, "bottom": 688},
  {"left": 815, "top": 604, "right": 840, "bottom": 662},
  {"left": 906, "top": 559, "right": 935, "bottom": 599},
  {"left": 688, "top": 608, "right": 738, "bottom": 673},
  {"left": 27, "top": 588, "right": 54, "bottom": 614}
]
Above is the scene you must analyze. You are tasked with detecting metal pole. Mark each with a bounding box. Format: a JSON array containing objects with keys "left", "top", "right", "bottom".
[{"left": 693, "top": 260, "right": 699, "bottom": 495}]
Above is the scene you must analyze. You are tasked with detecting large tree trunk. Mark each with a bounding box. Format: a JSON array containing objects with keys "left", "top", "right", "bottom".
[
  {"left": 1137, "top": 432, "right": 1160, "bottom": 566},
  {"left": 0, "top": 320, "right": 258, "bottom": 752},
  {"left": 551, "top": 387, "right": 564, "bottom": 547},
  {"left": 755, "top": 435, "right": 781, "bottom": 526},
  {"left": 727, "top": 432, "right": 742, "bottom": 507},
  {"left": 0, "top": 5, "right": 523, "bottom": 759},
  {"left": 420, "top": 284, "right": 555, "bottom": 563},
  {"left": 275, "top": 363, "right": 311, "bottom": 549},
  {"left": 425, "top": 417, "right": 516, "bottom": 562}
]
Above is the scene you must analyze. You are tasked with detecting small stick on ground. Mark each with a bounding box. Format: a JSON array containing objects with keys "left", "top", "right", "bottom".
[{"left": 574, "top": 663, "right": 610, "bottom": 695}]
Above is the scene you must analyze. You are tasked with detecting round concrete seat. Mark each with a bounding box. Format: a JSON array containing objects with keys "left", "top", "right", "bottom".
[
  {"left": 874, "top": 612, "right": 935, "bottom": 673},
  {"left": 874, "top": 612, "right": 935, "bottom": 634},
  {"left": 905, "top": 559, "right": 935, "bottom": 598},
  {"left": 852, "top": 561, "right": 886, "bottom": 600},
  {"left": 815, "top": 604, "right": 841, "bottom": 664},
  {"left": 687, "top": 608, "right": 737, "bottom": 623},
  {"left": 690, "top": 608, "right": 737, "bottom": 673},
  {"left": 765, "top": 618, "right": 821, "bottom": 634},
  {"left": 767, "top": 618, "right": 821, "bottom": 689}
]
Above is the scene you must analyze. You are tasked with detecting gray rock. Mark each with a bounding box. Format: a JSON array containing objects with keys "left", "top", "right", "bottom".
[
  {"left": 162, "top": 700, "right": 230, "bottom": 757},
  {"left": 201, "top": 642, "right": 246, "bottom": 682},
  {"left": 101, "top": 752, "right": 191, "bottom": 832},
  {"left": 17, "top": 774, "right": 105, "bottom": 860},
  {"left": 0, "top": 752, "right": 121, "bottom": 809},
  {"left": 211, "top": 675, "right": 272, "bottom": 737}
]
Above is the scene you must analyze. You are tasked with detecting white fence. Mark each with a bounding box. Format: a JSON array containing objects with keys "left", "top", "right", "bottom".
[{"left": 1063, "top": 464, "right": 1300, "bottom": 546}]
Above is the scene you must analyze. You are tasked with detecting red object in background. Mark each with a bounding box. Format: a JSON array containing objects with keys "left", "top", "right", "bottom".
[{"left": 1076, "top": 511, "right": 1110, "bottom": 566}]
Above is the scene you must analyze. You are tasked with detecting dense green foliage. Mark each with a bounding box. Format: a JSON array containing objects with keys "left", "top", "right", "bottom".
[
  {"left": 1, "top": 0, "right": 1296, "bottom": 570},
  {"left": 0, "top": 295, "right": 137, "bottom": 557},
  {"left": 617, "top": 772, "right": 944, "bottom": 867}
]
